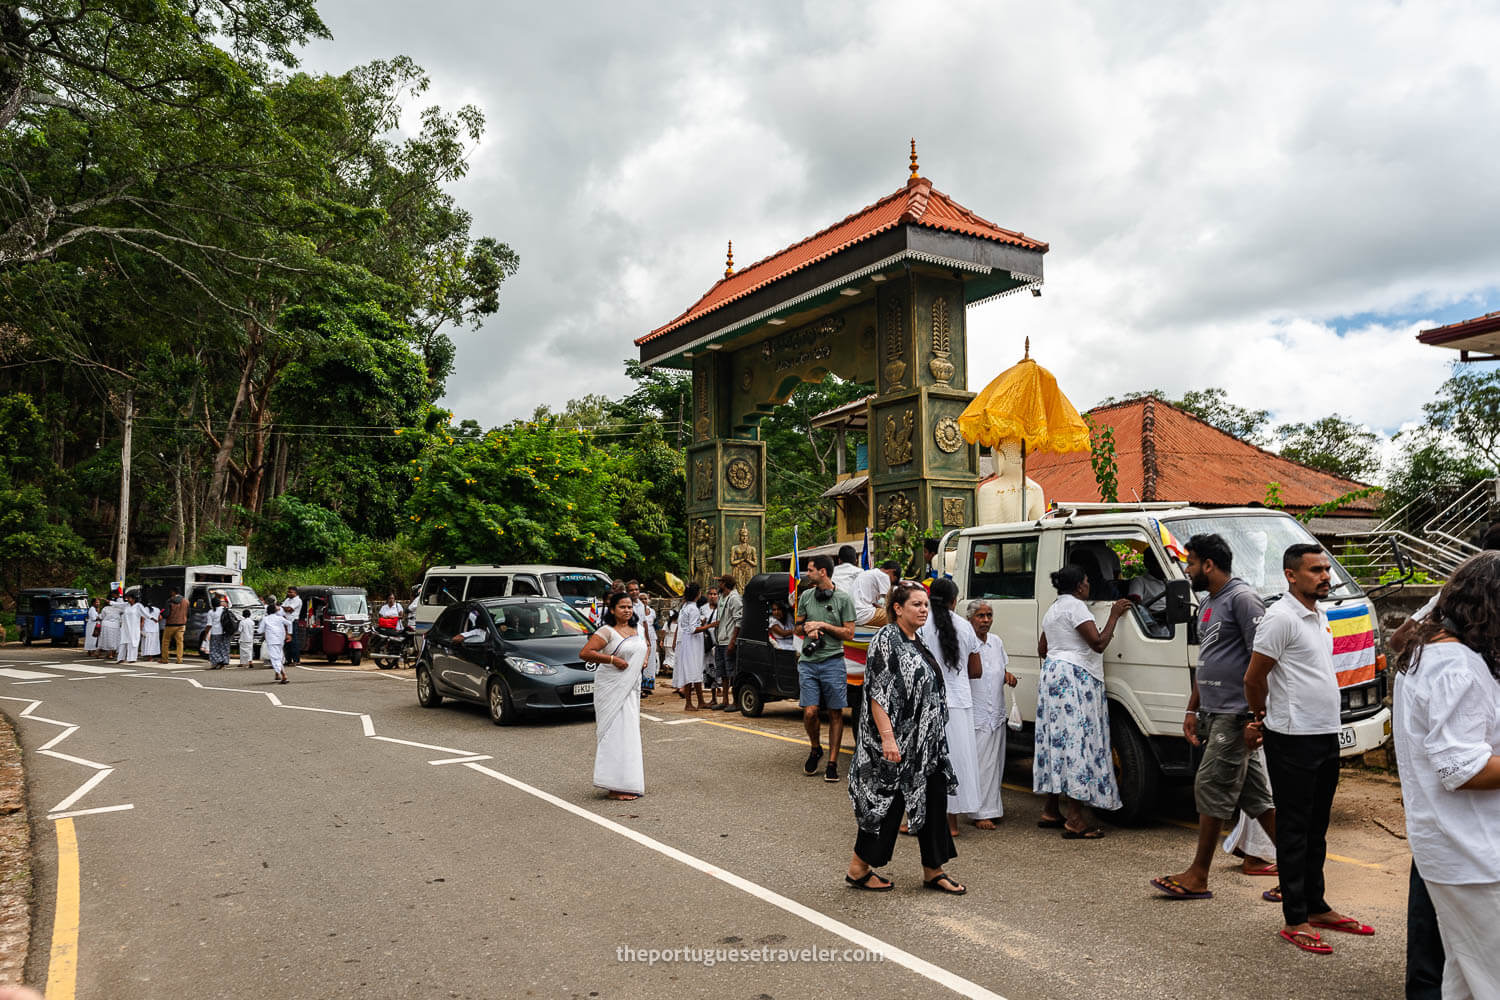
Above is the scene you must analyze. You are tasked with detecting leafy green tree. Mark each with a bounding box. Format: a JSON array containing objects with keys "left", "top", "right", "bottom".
[
  {"left": 1422, "top": 366, "right": 1500, "bottom": 469},
  {"left": 406, "top": 415, "right": 643, "bottom": 569},
  {"left": 1275, "top": 415, "right": 1381, "bottom": 482},
  {"left": 756, "top": 375, "right": 870, "bottom": 556}
]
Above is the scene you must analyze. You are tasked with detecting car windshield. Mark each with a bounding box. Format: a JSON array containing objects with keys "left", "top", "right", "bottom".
[
  {"left": 1163, "top": 512, "right": 1360, "bottom": 600},
  {"left": 58, "top": 596, "right": 89, "bottom": 610},
  {"left": 545, "top": 573, "right": 611, "bottom": 600},
  {"left": 210, "top": 586, "right": 261, "bottom": 609},
  {"left": 488, "top": 600, "right": 594, "bottom": 639},
  {"left": 330, "top": 594, "right": 367, "bottom": 615}
]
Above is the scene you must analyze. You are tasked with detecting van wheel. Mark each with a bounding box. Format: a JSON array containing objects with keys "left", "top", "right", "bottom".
[
  {"left": 488, "top": 678, "right": 519, "bottom": 726},
  {"left": 1102, "top": 711, "right": 1159, "bottom": 827},
  {"left": 737, "top": 680, "right": 765, "bottom": 717},
  {"left": 416, "top": 665, "right": 442, "bottom": 708}
]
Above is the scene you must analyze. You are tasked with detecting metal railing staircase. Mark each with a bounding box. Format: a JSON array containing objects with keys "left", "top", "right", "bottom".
[{"left": 1334, "top": 478, "right": 1498, "bottom": 583}]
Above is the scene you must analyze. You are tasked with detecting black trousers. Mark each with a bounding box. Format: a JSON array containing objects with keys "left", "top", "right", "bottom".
[
  {"left": 1262, "top": 729, "right": 1340, "bottom": 925},
  {"left": 847, "top": 683, "right": 864, "bottom": 735},
  {"left": 854, "top": 771, "right": 956, "bottom": 871},
  {"left": 290, "top": 621, "right": 304, "bottom": 662},
  {"left": 1406, "top": 860, "right": 1445, "bottom": 1000}
]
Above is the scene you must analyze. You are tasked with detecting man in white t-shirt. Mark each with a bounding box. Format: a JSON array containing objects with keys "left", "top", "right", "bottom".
[
  {"left": 831, "top": 546, "right": 862, "bottom": 595},
  {"left": 851, "top": 561, "right": 898, "bottom": 626},
  {"left": 1244, "top": 544, "right": 1372, "bottom": 953}
]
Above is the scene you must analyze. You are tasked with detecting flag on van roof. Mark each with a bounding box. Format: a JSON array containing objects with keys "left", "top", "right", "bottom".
[{"left": 1152, "top": 518, "right": 1188, "bottom": 563}]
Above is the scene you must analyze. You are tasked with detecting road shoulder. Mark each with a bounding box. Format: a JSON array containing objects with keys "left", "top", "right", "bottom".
[{"left": 0, "top": 708, "right": 32, "bottom": 987}]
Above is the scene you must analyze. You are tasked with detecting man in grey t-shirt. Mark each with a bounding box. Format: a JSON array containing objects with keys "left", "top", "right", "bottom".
[{"left": 1152, "top": 533, "right": 1277, "bottom": 900}]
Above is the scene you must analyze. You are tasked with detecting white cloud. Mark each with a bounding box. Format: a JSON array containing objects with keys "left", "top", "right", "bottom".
[{"left": 301, "top": 0, "right": 1500, "bottom": 434}]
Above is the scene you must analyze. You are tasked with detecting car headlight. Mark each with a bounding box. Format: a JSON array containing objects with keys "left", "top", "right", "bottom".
[{"left": 509, "top": 656, "right": 557, "bottom": 676}]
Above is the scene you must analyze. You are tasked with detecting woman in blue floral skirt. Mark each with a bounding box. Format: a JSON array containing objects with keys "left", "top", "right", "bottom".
[{"left": 1034, "top": 565, "right": 1135, "bottom": 839}]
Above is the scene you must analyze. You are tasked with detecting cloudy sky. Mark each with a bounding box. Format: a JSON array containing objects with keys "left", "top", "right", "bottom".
[{"left": 303, "top": 0, "right": 1500, "bottom": 450}]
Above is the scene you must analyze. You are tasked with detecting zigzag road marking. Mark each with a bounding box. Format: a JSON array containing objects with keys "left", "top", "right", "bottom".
[{"left": 0, "top": 696, "right": 130, "bottom": 818}]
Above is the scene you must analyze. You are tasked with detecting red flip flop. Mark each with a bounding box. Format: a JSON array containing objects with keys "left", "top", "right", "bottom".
[
  {"left": 1242, "top": 862, "right": 1278, "bottom": 877},
  {"left": 1279, "top": 929, "right": 1332, "bottom": 954},
  {"left": 1310, "top": 917, "right": 1375, "bottom": 936}
]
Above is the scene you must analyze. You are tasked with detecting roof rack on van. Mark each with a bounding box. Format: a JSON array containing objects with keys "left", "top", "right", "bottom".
[{"left": 1041, "top": 501, "right": 1191, "bottom": 523}]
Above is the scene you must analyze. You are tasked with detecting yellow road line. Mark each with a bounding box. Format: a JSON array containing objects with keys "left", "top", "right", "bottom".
[
  {"left": 696, "top": 718, "right": 856, "bottom": 755},
  {"left": 47, "top": 817, "right": 79, "bottom": 1000},
  {"left": 696, "top": 721, "right": 1387, "bottom": 870}
]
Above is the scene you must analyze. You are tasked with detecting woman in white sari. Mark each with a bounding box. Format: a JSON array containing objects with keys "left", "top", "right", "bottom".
[
  {"left": 672, "top": 583, "right": 707, "bottom": 711},
  {"left": 581, "top": 592, "right": 647, "bottom": 801}
]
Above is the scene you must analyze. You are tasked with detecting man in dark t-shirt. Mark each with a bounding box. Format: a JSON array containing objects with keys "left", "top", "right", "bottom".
[{"left": 1152, "top": 533, "right": 1275, "bottom": 900}]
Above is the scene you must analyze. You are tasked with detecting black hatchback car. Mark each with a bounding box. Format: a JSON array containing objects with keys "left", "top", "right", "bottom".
[{"left": 415, "top": 597, "right": 598, "bottom": 725}]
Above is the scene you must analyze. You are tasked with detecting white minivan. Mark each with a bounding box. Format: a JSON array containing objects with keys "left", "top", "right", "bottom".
[
  {"left": 411, "top": 564, "right": 613, "bottom": 642},
  {"left": 942, "top": 502, "right": 1393, "bottom": 824}
]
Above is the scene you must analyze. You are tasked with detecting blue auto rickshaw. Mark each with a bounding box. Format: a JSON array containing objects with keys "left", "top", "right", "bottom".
[{"left": 15, "top": 588, "right": 90, "bottom": 646}]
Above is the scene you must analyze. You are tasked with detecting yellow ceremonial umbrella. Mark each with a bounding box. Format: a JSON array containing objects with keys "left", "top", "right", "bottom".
[
  {"left": 663, "top": 571, "right": 685, "bottom": 597},
  {"left": 957, "top": 338, "right": 1092, "bottom": 517}
]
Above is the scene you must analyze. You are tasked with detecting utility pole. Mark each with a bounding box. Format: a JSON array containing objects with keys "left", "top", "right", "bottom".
[{"left": 115, "top": 389, "right": 133, "bottom": 586}]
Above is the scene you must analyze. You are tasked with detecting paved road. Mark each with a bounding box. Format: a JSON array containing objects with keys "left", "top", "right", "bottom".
[{"left": 2, "top": 646, "right": 1409, "bottom": 999}]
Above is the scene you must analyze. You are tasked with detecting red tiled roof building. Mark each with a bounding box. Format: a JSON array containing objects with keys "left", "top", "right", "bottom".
[{"left": 1025, "top": 396, "right": 1379, "bottom": 515}]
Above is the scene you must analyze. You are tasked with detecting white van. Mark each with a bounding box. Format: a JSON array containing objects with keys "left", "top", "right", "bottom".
[
  {"left": 942, "top": 502, "right": 1392, "bottom": 824},
  {"left": 411, "top": 564, "right": 613, "bottom": 640}
]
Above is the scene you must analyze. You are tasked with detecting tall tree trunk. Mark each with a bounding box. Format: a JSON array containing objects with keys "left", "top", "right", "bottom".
[{"left": 209, "top": 334, "right": 258, "bottom": 518}]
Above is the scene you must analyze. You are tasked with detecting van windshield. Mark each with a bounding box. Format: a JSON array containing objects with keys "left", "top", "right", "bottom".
[
  {"left": 1163, "top": 513, "right": 1360, "bottom": 600},
  {"left": 208, "top": 586, "right": 261, "bottom": 609},
  {"left": 544, "top": 573, "right": 611, "bottom": 600}
]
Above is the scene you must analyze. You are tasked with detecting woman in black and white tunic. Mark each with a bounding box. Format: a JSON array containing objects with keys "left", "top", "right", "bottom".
[{"left": 844, "top": 581, "right": 965, "bottom": 895}]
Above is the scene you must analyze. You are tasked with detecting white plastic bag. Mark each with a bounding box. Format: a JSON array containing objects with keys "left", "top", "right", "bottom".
[{"left": 1007, "top": 700, "right": 1023, "bottom": 731}]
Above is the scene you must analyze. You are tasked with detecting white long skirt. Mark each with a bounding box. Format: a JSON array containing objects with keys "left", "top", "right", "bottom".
[
  {"left": 968, "top": 724, "right": 1008, "bottom": 819},
  {"left": 594, "top": 639, "right": 646, "bottom": 795},
  {"left": 84, "top": 619, "right": 99, "bottom": 652},
  {"left": 673, "top": 628, "right": 704, "bottom": 687},
  {"left": 1427, "top": 879, "right": 1500, "bottom": 1000},
  {"left": 99, "top": 621, "right": 120, "bottom": 653},
  {"left": 140, "top": 627, "right": 161, "bottom": 658},
  {"left": 945, "top": 706, "right": 982, "bottom": 814}
]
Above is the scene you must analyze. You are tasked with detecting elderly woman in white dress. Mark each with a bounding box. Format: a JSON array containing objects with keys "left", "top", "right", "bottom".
[
  {"left": 672, "top": 583, "right": 707, "bottom": 712},
  {"left": 580, "top": 591, "right": 648, "bottom": 801},
  {"left": 98, "top": 594, "right": 123, "bottom": 659}
]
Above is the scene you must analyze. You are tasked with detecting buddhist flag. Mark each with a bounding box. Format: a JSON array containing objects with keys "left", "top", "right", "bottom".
[
  {"left": 1327, "top": 604, "right": 1378, "bottom": 687},
  {"left": 860, "top": 527, "right": 871, "bottom": 570},
  {"left": 790, "top": 524, "right": 799, "bottom": 600},
  {"left": 1152, "top": 518, "right": 1188, "bottom": 563}
]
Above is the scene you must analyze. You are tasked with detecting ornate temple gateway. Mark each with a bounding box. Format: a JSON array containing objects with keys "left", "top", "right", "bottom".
[{"left": 637, "top": 144, "right": 1048, "bottom": 584}]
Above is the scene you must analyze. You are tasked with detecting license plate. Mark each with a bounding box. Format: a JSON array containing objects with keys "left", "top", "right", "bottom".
[
  {"left": 1338, "top": 727, "right": 1357, "bottom": 750},
  {"left": 573, "top": 683, "right": 595, "bottom": 696}
]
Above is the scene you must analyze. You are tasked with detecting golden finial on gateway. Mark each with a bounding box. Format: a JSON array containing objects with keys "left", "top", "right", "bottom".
[
  {"left": 724, "top": 240, "right": 734, "bottom": 278},
  {"left": 909, "top": 138, "right": 919, "bottom": 179},
  {"left": 1024, "top": 336, "right": 1030, "bottom": 360}
]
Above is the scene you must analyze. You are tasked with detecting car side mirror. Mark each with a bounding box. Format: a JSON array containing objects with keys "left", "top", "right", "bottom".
[{"left": 1165, "top": 579, "right": 1192, "bottom": 624}]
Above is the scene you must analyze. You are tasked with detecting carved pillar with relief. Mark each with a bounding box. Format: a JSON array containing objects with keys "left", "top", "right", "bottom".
[
  {"left": 869, "top": 271, "right": 981, "bottom": 545},
  {"left": 685, "top": 353, "right": 765, "bottom": 587}
]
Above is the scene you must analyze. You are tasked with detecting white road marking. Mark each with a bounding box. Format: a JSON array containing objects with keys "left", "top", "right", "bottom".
[
  {"left": 0, "top": 695, "right": 121, "bottom": 818},
  {"left": 68, "top": 676, "right": 108, "bottom": 682},
  {"left": 11, "top": 679, "right": 52, "bottom": 685},
  {"left": 360, "top": 715, "right": 375, "bottom": 737},
  {"left": 369, "top": 735, "right": 477, "bottom": 756},
  {"left": 49, "top": 768, "right": 114, "bottom": 813},
  {"left": 47, "top": 803, "right": 135, "bottom": 820},
  {"left": 428, "top": 754, "right": 492, "bottom": 766},
  {"left": 0, "top": 667, "right": 60, "bottom": 679},
  {"left": 640, "top": 712, "right": 663, "bottom": 721},
  {"left": 38, "top": 726, "right": 79, "bottom": 752},
  {"left": 658, "top": 718, "right": 705, "bottom": 726},
  {"left": 460, "top": 761, "right": 1008, "bottom": 1000},
  {"left": 48, "top": 663, "right": 134, "bottom": 675}
]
